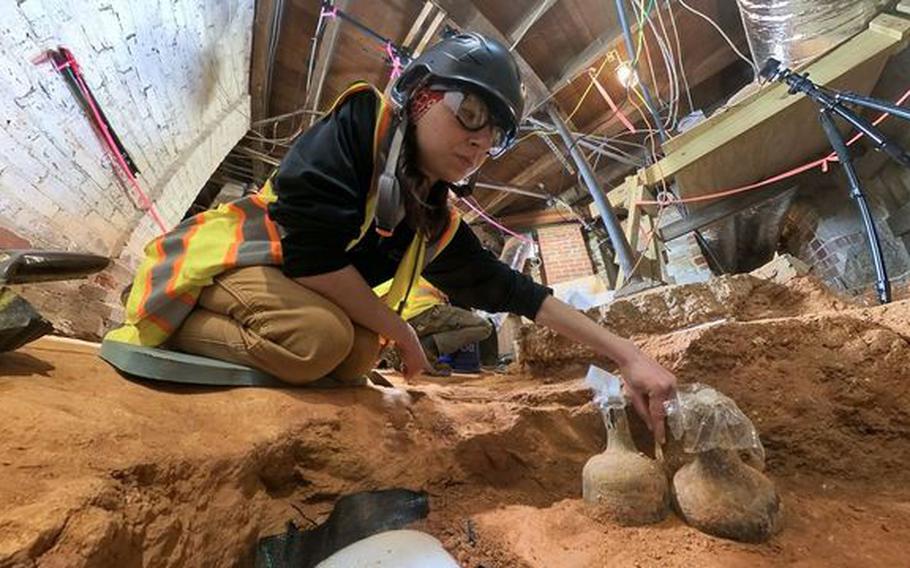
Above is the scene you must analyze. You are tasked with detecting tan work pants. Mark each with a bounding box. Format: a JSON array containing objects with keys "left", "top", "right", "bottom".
[{"left": 168, "top": 266, "right": 380, "bottom": 385}]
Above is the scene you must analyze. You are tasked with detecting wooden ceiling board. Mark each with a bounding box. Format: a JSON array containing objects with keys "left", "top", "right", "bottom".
[
  {"left": 270, "top": 0, "right": 424, "bottom": 117},
  {"left": 480, "top": 0, "right": 750, "bottom": 214},
  {"left": 269, "top": 0, "right": 322, "bottom": 116},
  {"left": 472, "top": 0, "right": 541, "bottom": 39},
  {"left": 479, "top": 136, "right": 552, "bottom": 186},
  {"left": 517, "top": 0, "right": 614, "bottom": 84},
  {"left": 256, "top": 0, "right": 774, "bottom": 220}
]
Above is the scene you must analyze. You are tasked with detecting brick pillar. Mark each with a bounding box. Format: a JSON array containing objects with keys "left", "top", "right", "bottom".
[{"left": 536, "top": 223, "right": 595, "bottom": 285}]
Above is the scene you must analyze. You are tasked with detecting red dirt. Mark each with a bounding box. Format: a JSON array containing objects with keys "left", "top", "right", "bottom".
[{"left": 1, "top": 280, "right": 909, "bottom": 566}]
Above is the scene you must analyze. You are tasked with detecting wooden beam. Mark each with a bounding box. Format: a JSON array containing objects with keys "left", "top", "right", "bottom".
[
  {"left": 249, "top": 0, "right": 279, "bottom": 122},
  {"left": 464, "top": 143, "right": 564, "bottom": 223},
  {"left": 659, "top": 184, "right": 796, "bottom": 242},
  {"left": 403, "top": 1, "right": 435, "bottom": 48},
  {"left": 305, "top": 0, "right": 350, "bottom": 126},
  {"left": 249, "top": 0, "right": 281, "bottom": 182},
  {"left": 537, "top": 0, "right": 709, "bottom": 107},
  {"left": 414, "top": 10, "right": 447, "bottom": 56},
  {"left": 640, "top": 13, "right": 910, "bottom": 191},
  {"left": 615, "top": 176, "right": 645, "bottom": 285},
  {"left": 430, "top": 0, "right": 550, "bottom": 112},
  {"left": 546, "top": 28, "right": 617, "bottom": 98},
  {"left": 494, "top": 208, "right": 585, "bottom": 230},
  {"left": 508, "top": 0, "right": 558, "bottom": 49}
]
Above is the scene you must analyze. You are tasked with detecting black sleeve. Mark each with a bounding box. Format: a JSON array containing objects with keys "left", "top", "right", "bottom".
[
  {"left": 423, "top": 221, "right": 552, "bottom": 320},
  {"left": 268, "top": 89, "right": 378, "bottom": 278}
]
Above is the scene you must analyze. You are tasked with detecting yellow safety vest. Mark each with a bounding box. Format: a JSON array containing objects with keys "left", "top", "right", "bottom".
[
  {"left": 107, "top": 82, "right": 461, "bottom": 347},
  {"left": 373, "top": 276, "right": 447, "bottom": 321}
]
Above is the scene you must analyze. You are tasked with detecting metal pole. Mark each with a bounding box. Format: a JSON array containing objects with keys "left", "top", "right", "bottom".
[{"left": 547, "top": 104, "right": 637, "bottom": 276}]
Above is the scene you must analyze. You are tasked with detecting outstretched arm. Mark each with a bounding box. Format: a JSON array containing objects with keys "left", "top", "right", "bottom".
[{"left": 535, "top": 295, "right": 676, "bottom": 443}]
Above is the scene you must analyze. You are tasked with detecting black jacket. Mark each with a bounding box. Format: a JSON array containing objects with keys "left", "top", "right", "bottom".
[{"left": 268, "top": 89, "right": 551, "bottom": 320}]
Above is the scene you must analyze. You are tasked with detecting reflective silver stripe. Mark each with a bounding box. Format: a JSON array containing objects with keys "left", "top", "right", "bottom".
[
  {"left": 141, "top": 220, "right": 196, "bottom": 325},
  {"left": 233, "top": 197, "right": 279, "bottom": 267}
]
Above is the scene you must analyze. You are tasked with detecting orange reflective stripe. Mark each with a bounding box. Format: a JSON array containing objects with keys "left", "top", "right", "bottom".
[
  {"left": 166, "top": 215, "right": 202, "bottom": 302},
  {"left": 328, "top": 81, "right": 373, "bottom": 113},
  {"left": 249, "top": 193, "right": 284, "bottom": 260},
  {"left": 146, "top": 313, "right": 174, "bottom": 334},
  {"left": 264, "top": 215, "right": 283, "bottom": 264},
  {"left": 373, "top": 98, "right": 392, "bottom": 157},
  {"left": 249, "top": 195, "right": 267, "bottom": 209},
  {"left": 223, "top": 202, "right": 246, "bottom": 266}
]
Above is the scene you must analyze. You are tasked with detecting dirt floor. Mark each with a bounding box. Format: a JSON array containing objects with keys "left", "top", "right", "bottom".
[{"left": 1, "top": 275, "right": 909, "bottom": 567}]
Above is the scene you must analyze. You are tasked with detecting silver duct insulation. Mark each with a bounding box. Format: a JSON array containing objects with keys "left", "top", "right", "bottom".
[{"left": 736, "top": 0, "right": 890, "bottom": 68}]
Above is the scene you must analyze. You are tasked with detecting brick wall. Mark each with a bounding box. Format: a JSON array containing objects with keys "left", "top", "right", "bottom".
[
  {"left": 659, "top": 207, "right": 712, "bottom": 285},
  {"left": 0, "top": 0, "right": 253, "bottom": 339},
  {"left": 781, "top": 179, "right": 910, "bottom": 296},
  {"left": 536, "top": 223, "right": 595, "bottom": 285}
]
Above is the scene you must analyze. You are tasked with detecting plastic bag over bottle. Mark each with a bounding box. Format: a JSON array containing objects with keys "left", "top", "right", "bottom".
[{"left": 663, "top": 383, "right": 765, "bottom": 466}]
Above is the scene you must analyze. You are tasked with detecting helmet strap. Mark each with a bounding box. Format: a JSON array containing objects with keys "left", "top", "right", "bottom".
[{"left": 376, "top": 118, "right": 408, "bottom": 237}]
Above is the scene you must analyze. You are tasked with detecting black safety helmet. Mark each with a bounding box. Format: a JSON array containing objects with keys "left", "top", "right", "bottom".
[{"left": 391, "top": 32, "right": 525, "bottom": 151}]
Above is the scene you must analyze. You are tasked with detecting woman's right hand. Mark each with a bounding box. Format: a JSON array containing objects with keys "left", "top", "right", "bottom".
[{"left": 395, "top": 324, "right": 431, "bottom": 381}]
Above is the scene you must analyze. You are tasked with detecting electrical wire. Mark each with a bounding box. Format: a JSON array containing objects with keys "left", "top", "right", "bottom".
[
  {"left": 635, "top": 0, "right": 663, "bottom": 108},
  {"left": 508, "top": 54, "right": 611, "bottom": 151},
  {"left": 643, "top": 8, "right": 680, "bottom": 130},
  {"left": 665, "top": 0, "right": 694, "bottom": 113},
  {"left": 460, "top": 196, "right": 534, "bottom": 244},
  {"left": 631, "top": 0, "right": 685, "bottom": 132},
  {"left": 678, "top": 0, "right": 758, "bottom": 76},
  {"left": 566, "top": 55, "right": 611, "bottom": 122},
  {"left": 631, "top": 0, "right": 656, "bottom": 65}
]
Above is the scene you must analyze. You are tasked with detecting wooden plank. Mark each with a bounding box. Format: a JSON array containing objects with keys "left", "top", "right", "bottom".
[
  {"left": 545, "top": 28, "right": 617, "bottom": 96},
  {"left": 623, "top": 177, "right": 645, "bottom": 248},
  {"left": 614, "top": 176, "right": 644, "bottom": 285},
  {"left": 495, "top": 208, "right": 583, "bottom": 229},
  {"left": 403, "top": 1, "right": 435, "bottom": 48},
  {"left": 870, "top": 12, "right": 910, "bottom": 43},
  {"left": 304, "top": 0, "right": 350, "bottom": 126},
  {"left": 250, "top": 0, "right": 280, "bottom": 120},
  {"left": 248, "top": 0, "right": 280, "bottom": 181},
  {"left": 658, "top": 184, "right": 795, "bottom": 241},
  {"left": 586, "top": 180, "right": 631, "bottom": 214},
  {"left": 640, "top": 14, "right": 910, "bottom": 192},
  {"left": 899, "top": 2, "right": 910, "bottom": 16},
  {"left": 508, "top": 0, "right": 558, "bottom": 49},
  {"left": 414, "top": 10, "right": 447, "bottom": 56},
  {"left": 642, "top": 212, "right": 664, "bottom": 281},
  {"left": 464, "top": 139, "right": 565, "bottom": 223}
]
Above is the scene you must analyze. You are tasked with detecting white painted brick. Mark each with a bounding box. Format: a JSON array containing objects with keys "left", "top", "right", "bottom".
[{"left": 1, "top": 0, "right": 252, "bottom": 333}]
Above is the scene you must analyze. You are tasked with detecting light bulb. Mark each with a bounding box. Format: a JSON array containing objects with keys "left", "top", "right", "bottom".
[{"left": 616, "top": 62, "right": 639, "bottom": 88}]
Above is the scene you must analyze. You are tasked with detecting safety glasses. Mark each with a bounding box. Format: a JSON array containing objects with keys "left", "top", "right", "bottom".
[{"left": 434, "top": 88, "right": 510, "bottom": 156}]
